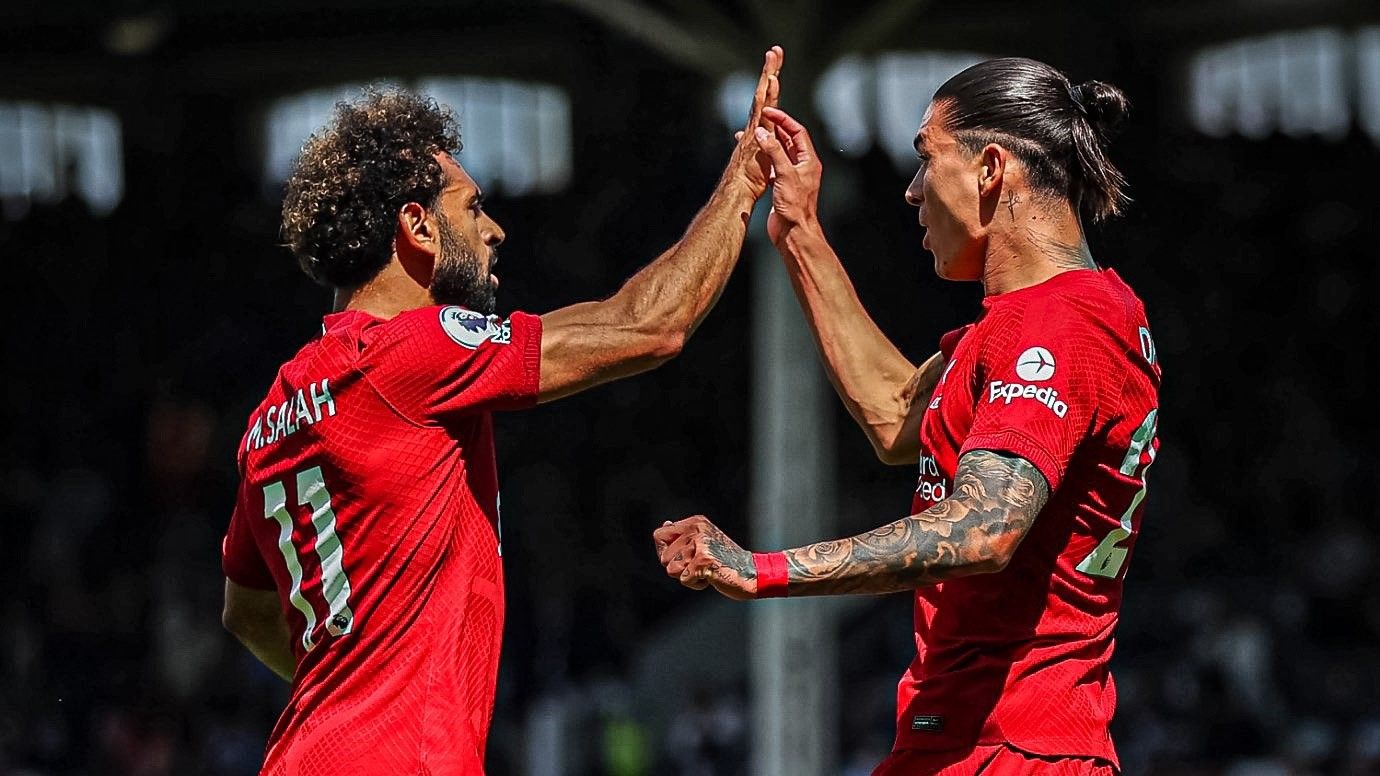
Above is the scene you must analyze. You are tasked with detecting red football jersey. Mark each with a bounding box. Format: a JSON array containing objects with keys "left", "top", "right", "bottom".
[
  {"left": 221, "top": 305, "right": 542, "bottom": 776},
  {"left": 896, "top": 268, "right": 1160, "bottom": 765}
]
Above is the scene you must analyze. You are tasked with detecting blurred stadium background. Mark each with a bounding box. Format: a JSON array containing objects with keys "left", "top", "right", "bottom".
[{"left": 2, "top": 1, "right": 1379, "bottom": 774}]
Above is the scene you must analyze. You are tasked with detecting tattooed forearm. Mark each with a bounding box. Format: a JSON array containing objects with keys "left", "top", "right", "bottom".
[
  {"left": 701, "top": 523, "right": 756, "bottom": 579},
  {"left": 782, "top": 450, "right": 1050, "bottom": 595}
]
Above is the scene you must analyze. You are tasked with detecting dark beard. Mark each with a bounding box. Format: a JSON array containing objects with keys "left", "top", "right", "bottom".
[{"left": 430, "top": 212, "right": 496, "bottom": 314}]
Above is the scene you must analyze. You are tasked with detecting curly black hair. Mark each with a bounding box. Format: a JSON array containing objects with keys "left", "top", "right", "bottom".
[{"left": 281, "top": 87, "right": 462, "bottom": 288}]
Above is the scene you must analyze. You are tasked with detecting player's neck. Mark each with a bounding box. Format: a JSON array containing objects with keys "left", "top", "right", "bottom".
[
  {"left": 980, "top": 202, "right": 1095, "bottom": 296},
  {"left": 333, "top": 260, "right": 432, "bottom": 319}
]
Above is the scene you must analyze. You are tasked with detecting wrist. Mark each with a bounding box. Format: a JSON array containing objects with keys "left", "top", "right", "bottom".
[
  {"left": 752, "top": 551, "right": 789, "bottom": 598},
  {"left": 719, "top": 175, "right": 761, "bottom": 209},
  {"left": 775, "top": 217, "right": 826, "bottom": 254}
]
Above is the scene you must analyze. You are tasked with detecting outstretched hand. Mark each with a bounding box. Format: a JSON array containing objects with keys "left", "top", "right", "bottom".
[
  {"left": 653, "top": 516, "right": 757, "bottom": 601},
  {"left": 726, "top": 46, "right": 784, "bottom": 200},
  {"left": 755, "top": 105, "right": 823, "bottom": 245}
]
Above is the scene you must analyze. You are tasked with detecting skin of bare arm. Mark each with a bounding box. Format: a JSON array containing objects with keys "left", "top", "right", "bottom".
[
  {"left": 223, "top": 579, "right": 296, "bottom": 682},
  {"left": 535, "top": 47, "right": 784, "bottom": 404},
  {"left": 652, "top": 449, "right": 1049, "bottom": 599},
  {"left": 752, "top": 104, "right": 941, "bottom": 464}
]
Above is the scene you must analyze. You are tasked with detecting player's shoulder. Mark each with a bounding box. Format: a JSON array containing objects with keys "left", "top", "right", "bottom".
[
  {"left": 993, "top": 269, "right": 1141, "bottom": 334},
  {"left": 367, "top": 305, "right": 516, "bottom": 351},
  {"left": 974, "top": 270, "right": 1152, "bottom": 389},
  {"left": 235, "top": 336, "right": 345, "bottom": 464},
  {"left": 1060, "top": 267, "right": 1147, "bottom": 317}
]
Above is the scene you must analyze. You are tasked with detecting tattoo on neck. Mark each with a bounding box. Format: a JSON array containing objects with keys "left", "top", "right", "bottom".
[
  {"left": 1005, "top": 191, "right": 1020, "bottom": 219},
  {"left": 1026, "top": 228, "right": 1096, "bottom": 270}
]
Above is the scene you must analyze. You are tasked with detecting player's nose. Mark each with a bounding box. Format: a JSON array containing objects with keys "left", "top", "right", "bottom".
[
  {"left": 483, "top": 213, "right": 506, "bottom": 247},
  {"left": 904, "top": 172, "right": 923, "bottom": 208}
]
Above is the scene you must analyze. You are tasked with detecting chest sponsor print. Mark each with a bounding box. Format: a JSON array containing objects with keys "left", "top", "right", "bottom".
[{"left": 915, "top": 453, "right": 950, "bottom": 502}]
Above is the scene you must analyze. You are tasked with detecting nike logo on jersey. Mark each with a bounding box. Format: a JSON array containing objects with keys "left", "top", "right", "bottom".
[{"left": 928, "top": 360, "right": 959, "bottom": 410}]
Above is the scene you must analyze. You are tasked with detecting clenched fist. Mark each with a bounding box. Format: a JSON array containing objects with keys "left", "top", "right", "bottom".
[{"left": 652, "top": 516, "right": 757, "bottom": 601}]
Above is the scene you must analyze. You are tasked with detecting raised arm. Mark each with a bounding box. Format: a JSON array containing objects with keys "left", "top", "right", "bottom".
[
  {"left": 536, "top": 46, "right": 782, "bottom": 403},
  {"left": 752, "top": 105, "right": 938, "bottom": 464},
  {"left": 653, "top": 449, "right": 1049, "bottom": 599}
]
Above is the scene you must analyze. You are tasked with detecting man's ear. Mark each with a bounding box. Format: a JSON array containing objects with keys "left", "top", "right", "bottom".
[
  {"left": 978, "top": 143, "right": 1006, "bottom": 200},
  {"left": 397, "top": 202, "right": 437, "bottom": 257}
]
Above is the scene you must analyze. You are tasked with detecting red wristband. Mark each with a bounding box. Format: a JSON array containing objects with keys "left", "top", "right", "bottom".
[{"left": 753, "top": 551, "right": 789, "bottom": 599}]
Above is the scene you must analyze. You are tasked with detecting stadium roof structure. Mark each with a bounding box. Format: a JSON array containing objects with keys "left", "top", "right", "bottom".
[{"left": 0, "top": 0, "right": 1373, "bottom": 107}]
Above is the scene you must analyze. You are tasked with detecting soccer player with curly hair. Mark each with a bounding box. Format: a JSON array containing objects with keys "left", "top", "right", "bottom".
[{"left": 220, "top": 48, "right": 783, "bottom": 775}]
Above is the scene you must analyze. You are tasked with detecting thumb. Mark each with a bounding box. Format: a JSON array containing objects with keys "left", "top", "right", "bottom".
[{"left": 753, "top": 126, "right": 793, "bottom": 171}]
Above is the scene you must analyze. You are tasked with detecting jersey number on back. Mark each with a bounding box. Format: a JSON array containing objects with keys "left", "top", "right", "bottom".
[
  {"left": 263, "top": 466, "right": 355, "bottom": 651},
  {"left": 1076, "top": 409, "right": 1157, "bottom": 580}
]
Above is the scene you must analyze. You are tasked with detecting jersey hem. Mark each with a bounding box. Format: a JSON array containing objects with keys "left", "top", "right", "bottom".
[
  {"left": 222, "top": 565, "right": 278, "bottom": 591},
  {"left": 889, "top": 734, "right": 1119, "bottom": 769}
]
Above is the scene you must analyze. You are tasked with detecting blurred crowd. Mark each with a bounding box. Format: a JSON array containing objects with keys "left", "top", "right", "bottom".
[{"left": 1, "top": 96, "right": 1376, "bottom": 776}]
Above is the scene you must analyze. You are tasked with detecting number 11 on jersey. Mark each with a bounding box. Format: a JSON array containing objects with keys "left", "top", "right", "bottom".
[{"left": 263, "top": 466, "right": 356, "bottom": 651}]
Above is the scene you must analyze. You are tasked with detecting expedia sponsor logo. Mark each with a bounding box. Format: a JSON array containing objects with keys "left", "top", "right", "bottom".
[
  {"left": 988, "top": 380, "right": 1069, "bottom": 418},
  {"left": 1016, "top": 346, "right": 1056, "bottom": 381}
]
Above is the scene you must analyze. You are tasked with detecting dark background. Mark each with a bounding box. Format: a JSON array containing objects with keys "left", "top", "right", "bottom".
[{"left": 1, "top": 1, "right": 1378, "bottom": 774}]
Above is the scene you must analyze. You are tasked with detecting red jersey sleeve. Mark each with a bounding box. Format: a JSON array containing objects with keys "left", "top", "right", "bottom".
[
  {"left": 960, "top": 298, "right": 1118, "bottom": 491},
  {"left": 938, "top": 324, "right": 973, "bottom": 359},
  {"left": 222, "top": 481, "right": 275, "bottom": 590},
  {"left": 360, "top": 305, "right": 543, "bottom": 423}
]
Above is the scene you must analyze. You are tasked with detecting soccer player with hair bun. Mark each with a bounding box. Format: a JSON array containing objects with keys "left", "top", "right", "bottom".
[
  {"left": 221, "top": 47, "right": 783, "bottom": 775},
  {"left": 655, "top": 57, "right": 1159, "bottom": 775}
]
